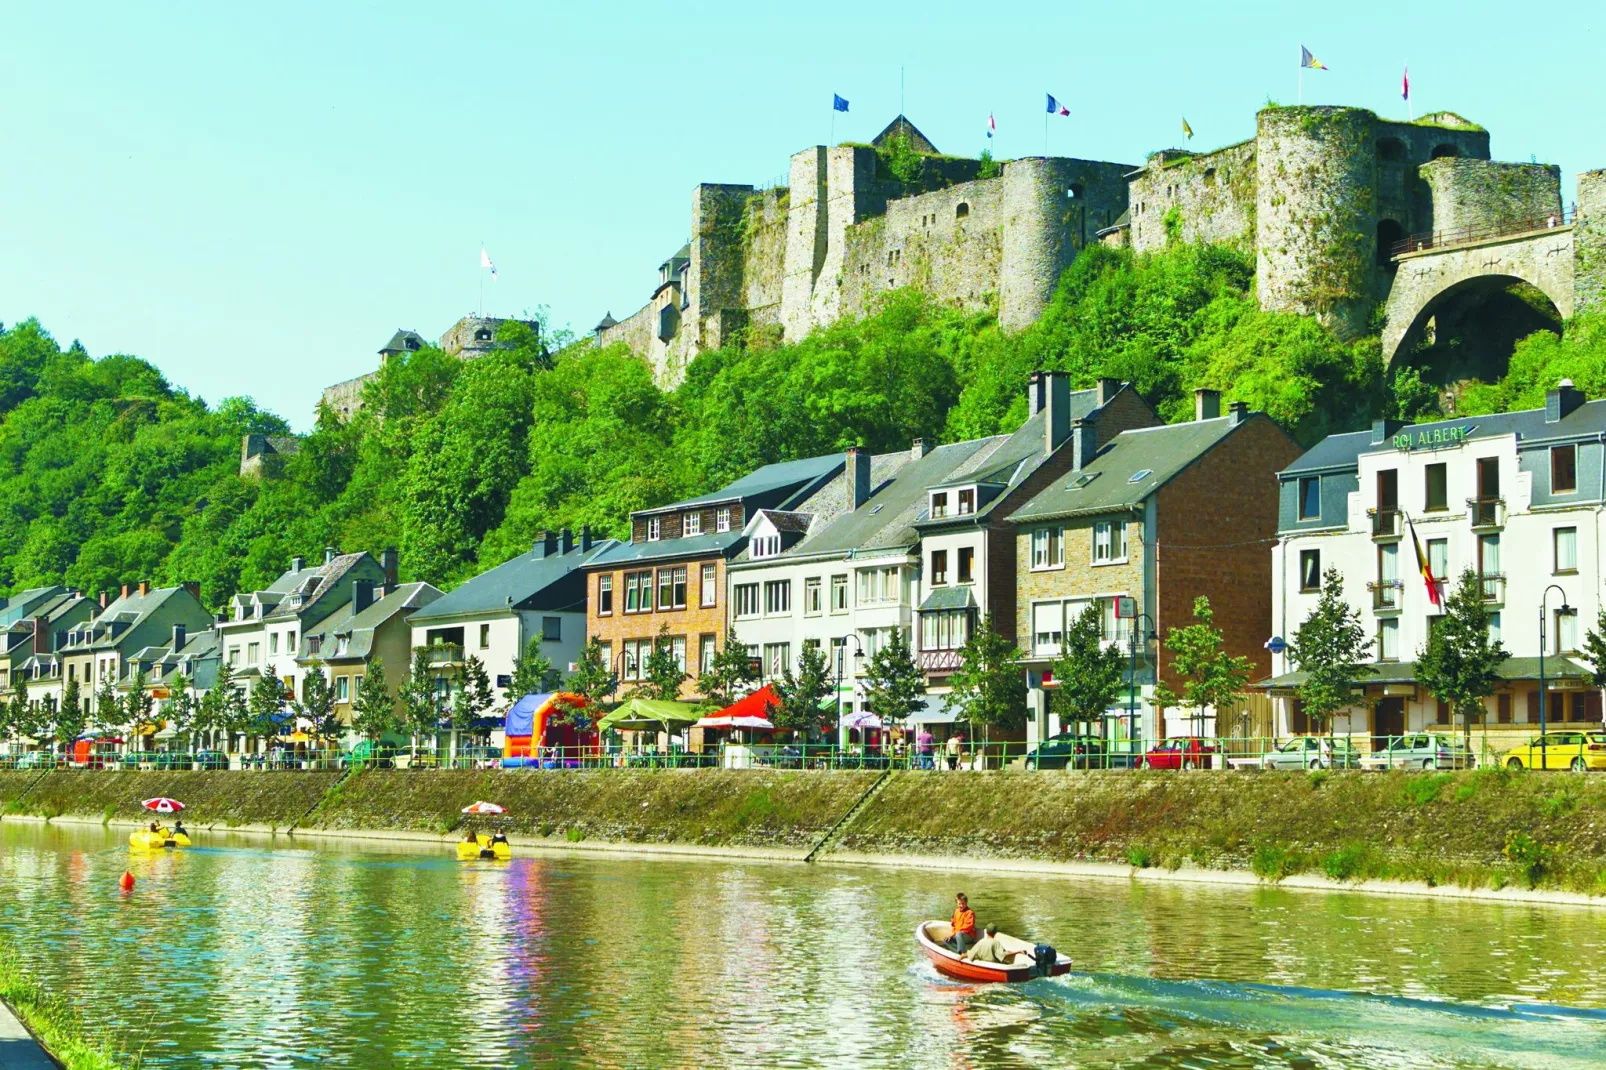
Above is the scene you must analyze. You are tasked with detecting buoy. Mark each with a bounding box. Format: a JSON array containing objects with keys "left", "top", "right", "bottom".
[{"left": 119, "top": 871, "right": 135, "bottom": 891}]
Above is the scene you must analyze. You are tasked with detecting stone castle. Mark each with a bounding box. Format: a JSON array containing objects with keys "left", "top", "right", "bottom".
[
  {"left": 318, "top": 315, "right": 541, "bottom": 421},
  {"left": 595, "top": 109, "right": 1604, "bottom": 383}
]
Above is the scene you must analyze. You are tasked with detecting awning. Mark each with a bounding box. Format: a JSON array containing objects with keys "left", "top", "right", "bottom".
[
  {"left": 917, "top": 587, "right": 977, "bottom": 613},
  {"left": 839, "top": 710, "right": 882, "bottom": 729},
  {"left": 696, "top": 684, "right": 780, "bottom": 730},
  {"left": 596, "top": 698, "right": 704, "bottom": 732},
  {"left": 1254, "top": 656, "right": 1594, "bottom": 691},
  {"left": 906, "top": 694, "right": 964, "bottom": 724}
]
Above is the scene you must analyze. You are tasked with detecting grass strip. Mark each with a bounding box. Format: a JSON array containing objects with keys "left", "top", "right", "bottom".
[{"left": 0, "top": 943, "right": 139, "bottom": 1069}]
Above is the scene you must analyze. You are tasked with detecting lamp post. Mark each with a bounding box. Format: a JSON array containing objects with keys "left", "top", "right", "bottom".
[
  {"left": 1539, "top": 584, "right": 1572, "bottom": 771},
  {"left": 1125, "top": 611, "right": 1158, "bottom": 767},
  {"left": 834, "top": 632, "right": 865, "bottom": 748}
]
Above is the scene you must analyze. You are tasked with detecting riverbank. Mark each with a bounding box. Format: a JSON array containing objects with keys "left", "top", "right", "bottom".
[
  {"left": 4, "top": 766, "right": 1606, "bottom": 904},
  {"left": 0, "top": 939, "right": 133, "bottom": 1069}
]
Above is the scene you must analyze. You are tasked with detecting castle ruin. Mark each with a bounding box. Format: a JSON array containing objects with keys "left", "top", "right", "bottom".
[{"left": 319, "top": 315, "right": 541, "bottom": 421}]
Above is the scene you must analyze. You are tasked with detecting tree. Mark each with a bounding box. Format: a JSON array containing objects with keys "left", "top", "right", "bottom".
[
  {"left": 861, "top": 627, "right": 926, "bottom": 727},
  {"left": 507, "top": 634, "right": 558, "bottom": 704},
  {"left": 295, "top": 665, "right": 340, "bottom": 748},
  {"left": 351, "top": 661, "right": 396, "bottom": 743},
  {"left": 1289, "top": 566, "right": 1375, "bottom": 738},
  {"left": 773, "top": 643, "right": 831, "bottom": 739},
  {"left": 94, "top": 676, "right": 125, "bottom": 736},
  {"left": 699, "top": 627, "right": 757, "bottom": 708},
  {"left": 196, "top": 660, "right": 236, "bottom": 751},
  {"left": 1416, "top": 568, "right": 1508, "bottom": 755},
  {"left": 1050, "top": 603, "right": 1127, "bottom": 733},
  {"left": 450, "top": 655, "right": 495, "bottom": 744},
  {"left": 124, "top": 668, "right": 155, "bottom": 749},
  {"left": 637, "top": 623, "right": 687, "bottom": 702},
  {"left": 246, "top": 672, "right": 287, "bottom": 749},
  {"left": 946, "top": 615, "right": 1027, "bottom": 746},
  {"left": 558, "top": 638, "right": 615, "bottom": 730},
  {"left": 398, "top": 648, "right": 442, "bottom": 760},
  {"left": 1580, "top": 606, "right": 1606, "bottom": 693},
  {"left": 1154, "top": 597, "right": 1253, "bottom": 740},
  {"left": 2, "top": 674, "right": 26, "bottom": 751},
  {"left": 54, "top": 678, "right": 84, "bottom": 754},
  {"left": 166, "top": 673, "right": 198, "bottom": 752}
]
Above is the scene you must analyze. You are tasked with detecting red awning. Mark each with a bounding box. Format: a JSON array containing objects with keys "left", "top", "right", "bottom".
[{"left": 695, "top": 684, "right": 780, "bottom": 730}]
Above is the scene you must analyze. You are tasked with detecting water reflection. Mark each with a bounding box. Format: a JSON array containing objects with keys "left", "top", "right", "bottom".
[{"left": 2, "top": 822, "right": 1604, "bottom": 1068}]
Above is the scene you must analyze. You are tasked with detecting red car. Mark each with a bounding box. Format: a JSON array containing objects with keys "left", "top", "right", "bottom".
[{"left": 1141, "top": 737, "right": 1217, "bottom": 770}]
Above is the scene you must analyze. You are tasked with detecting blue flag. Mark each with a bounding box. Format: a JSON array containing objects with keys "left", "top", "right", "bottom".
[
  {"left": 1045, "top": 93, "right": 1069, "bottom": 116},
  {"left": 833, "top": 94, "right": 849, "bottom": 113}
]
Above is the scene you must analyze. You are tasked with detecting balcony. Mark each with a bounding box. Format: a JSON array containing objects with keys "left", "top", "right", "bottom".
[
  {"left": 1368, "top": 508, "right": 1401, "bottom": 539},
  {"left": 1368, "top": 579, "right": 1404, "bottom": 612},
  {"left": 918, "top": 650, "right": 965, "bottom": 673},
  {"left": 1468, "top": 497, "right": 1505, "bottom": 529},
  {"left": 420, "top": 643, "right": 464, "bottom": 668},
  {"left": 1479, "top": 572, "right": 1507, "bottom": 606}
]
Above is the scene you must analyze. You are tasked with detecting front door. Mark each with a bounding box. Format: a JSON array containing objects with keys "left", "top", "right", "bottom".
[{"left": 1373, "top": 698, "right": 1406, "bottom": 754}]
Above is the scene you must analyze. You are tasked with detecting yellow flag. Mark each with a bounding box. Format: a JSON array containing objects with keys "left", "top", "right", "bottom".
[{"left": 1182, "top": 117, "right": 1193, "bottom": 140}]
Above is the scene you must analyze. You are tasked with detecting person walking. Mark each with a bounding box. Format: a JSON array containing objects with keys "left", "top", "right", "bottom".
[{"left": 945, "top": 732, "right": 963, "bottom": 771}]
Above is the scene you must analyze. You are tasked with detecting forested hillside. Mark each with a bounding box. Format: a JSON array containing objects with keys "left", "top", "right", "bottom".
[{"left": 3, "top": 242, "right": 1601, "bottom": 608}]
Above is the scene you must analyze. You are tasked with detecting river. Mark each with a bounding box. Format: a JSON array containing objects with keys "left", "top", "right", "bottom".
[{"left": 2, "top": 822, "right": 1605, "bottom": 1068}]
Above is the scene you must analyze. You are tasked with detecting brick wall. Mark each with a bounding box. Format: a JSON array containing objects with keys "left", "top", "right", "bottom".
[
  {"left": 1015, "top": 518, "right": 1145, "bottom": 648},
  {"left": 1152, "top": 415, "right": 1304, "bottom": 692},
  {"left": 1093, "top": 388, "right": 1163, "bottom": 446},
  {"left": 585, "top": 557, "right": 729, "bottom": 700}
]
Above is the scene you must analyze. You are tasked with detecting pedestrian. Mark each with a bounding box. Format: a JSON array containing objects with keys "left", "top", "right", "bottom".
[
  {"left": 917, "top": 726, "right": 934, "bottom": 770},
  {"left": 945, "top": 732, "right": 963, "bottom": 771}
]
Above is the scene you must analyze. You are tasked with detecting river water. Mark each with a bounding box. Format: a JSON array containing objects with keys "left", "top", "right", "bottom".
[{"left": 3, "top": 822, "right": 1605, "bottom": 1068}]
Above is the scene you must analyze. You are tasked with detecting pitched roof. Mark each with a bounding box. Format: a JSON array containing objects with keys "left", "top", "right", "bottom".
[
  {"left": 1010, "top": 416, "right": 1251, "bottom": 523},
  {"left": 379, "top": 329, "right": 425, "bottom": 354},
  {"left": 919, "top": 587, "right": 978, "bottom": 612},
  {"left": 755, "top": 509, "right": 814, "bottom": 534},
  {"left": 66, "top": 587, "right": 189, "bottom": 652},
  {"left": 872, "top": 114, "right": 939, "bottom": 155},
  {"left": 0, "top": 587, "right": 67, "bottom": 628},
  {"left": 264, "top": 552, "right": 373, "bottom": 622},
  {"left": 645, "top": 453, "right": 845, "bottom": 513},
  {"left": 585, "top": 532, "right": 745, "bottom": 569},
  {"left": 301, "top": 582, "right": 442, "bottom": 663},
  {"left": 410, "top": 542, "right": 616, "bottom": 622}
]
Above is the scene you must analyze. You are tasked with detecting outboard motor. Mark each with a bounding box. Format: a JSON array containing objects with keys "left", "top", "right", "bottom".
[{"left": 1032, "top": 944, "right": 1057, "bottom": 978}]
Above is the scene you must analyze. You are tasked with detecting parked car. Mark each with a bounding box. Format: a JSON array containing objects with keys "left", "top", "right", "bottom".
[
  {"left": 1501, "top": 732, "right": 1606, "bottom": 771},
  {"left": 1253, "top": 736, "right": 1360, "bottom": 770},
  {"left": 1141, "top": 737, "right": 1218, "bottom": 770},
  {"left": 1360, "top": 733, "right": 1471, "bottom": 771},
  {"left": 193, "top": 750, "right": 228, "bottom": 771},
  {"left": 1025, "top": 734, "right": 1138, "bottom": 771}
]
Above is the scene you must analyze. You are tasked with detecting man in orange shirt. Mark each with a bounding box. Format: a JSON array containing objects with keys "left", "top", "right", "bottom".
[{"left": 946, "top": 891, "right": 978, "bottom": 953}]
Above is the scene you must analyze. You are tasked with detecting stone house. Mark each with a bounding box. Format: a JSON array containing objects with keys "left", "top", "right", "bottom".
[
  {"left": 299, "top": 581, "right": 442, "bottom": 728},
  {"left": 584, "top": 456, "right": 845, "bottom": 700},
  {"left": 118, "top": 627, "right": 223, "bottom": 741},
  {"left": 53, "top": 583, "right": 215, "bottom": 729},
  {"left": 1011, "top": 389, "right": 1302, "bottom": 745},
  {"left": 0, "top": 587, "right": 95, "bottom": 695}
]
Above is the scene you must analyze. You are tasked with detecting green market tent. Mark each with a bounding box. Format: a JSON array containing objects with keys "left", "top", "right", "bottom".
[{"left": 595, "top": 698, "right": 704, "bottom": 733}]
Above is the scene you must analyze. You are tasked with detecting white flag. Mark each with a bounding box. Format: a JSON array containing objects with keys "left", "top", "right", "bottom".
[{"left": 479, "top": 246, "right": 497, "bottom": 280}]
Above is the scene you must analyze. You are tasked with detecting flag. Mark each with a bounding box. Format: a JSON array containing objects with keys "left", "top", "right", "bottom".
[
  {"left": 986, "top": 113, "right": 996, "bottom": 139},
  {"left": 480, "top": 247, "right": 497, "bottom": 281},
  {"left": 1045, "top": 93, "right": 1070, "bottom": 116},
  {"left": 833, "top": 93, "right": 849, "bottom": 113},
  {"left": 1401, "top": 66, "right": 1410, "bottom": 101},
  {"left": 1182, "top": 116, "right": 1193, "bottom": 140},
  {"left": 1300, "top": 46, "right": 1327, "bottom": 70},
  {"left": 1408, "top": 516, "right": 1441, "bottom": 608}
]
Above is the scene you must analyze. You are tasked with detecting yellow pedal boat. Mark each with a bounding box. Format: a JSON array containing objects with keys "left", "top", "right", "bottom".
[
  {"left": 456, "top": 833, "right": 511, "bottom": 861},
  {"left": 129, "top": 828, "right": 191, "bottom": 850}
]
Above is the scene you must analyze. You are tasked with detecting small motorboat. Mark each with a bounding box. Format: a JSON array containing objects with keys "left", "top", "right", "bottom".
[
  {"left": 916, "top": 921, "right": 1071, "bottom": 983},
  {"left": 129, "top": 828, "right": 191, "bottom": 850},
  {"left": 456, "top": 833, "right": 511, "bottom": 861}
]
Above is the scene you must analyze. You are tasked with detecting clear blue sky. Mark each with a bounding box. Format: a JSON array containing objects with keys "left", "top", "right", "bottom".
[{"left": 3, "top": 1, "right": 1601, "bottom": 429}]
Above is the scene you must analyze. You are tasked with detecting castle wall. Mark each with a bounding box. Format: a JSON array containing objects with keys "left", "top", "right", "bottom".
[
  {"left": 838, "top": 177, "right": 1005, "bottom": 319},
  {"left": 781, "top": 147, "right": 830, "bottom": 343},
  {"left": 689, "top": 183, "right": 755, "bottom": 353},
  {"left": 998, "top": 158, "right": 1131, "bottom": 330},
  {"left": 1420, "top": 159, "right": 1562, "bottom": 237},
  {"left": 1129, "top": 141, "right": 1257, "bottom": 252},
  {"left": 739, "top": 188, "right": 789, "bottom": 335},
  {"left": 1578, "top": 169, "right": 1606, "bottom": 315},
  {"left": 319, "top": 373, "right": 373, "bottom": 422}
]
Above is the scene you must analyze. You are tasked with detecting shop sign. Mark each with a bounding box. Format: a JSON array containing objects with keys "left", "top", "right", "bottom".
[{"left": 1392, "top": 425, "right": 1472, "bottom": 451}]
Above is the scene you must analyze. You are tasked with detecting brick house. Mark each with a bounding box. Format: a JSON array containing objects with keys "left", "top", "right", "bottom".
[
  {"left": 1010, "top": 389, "right": 1302, "bottom": 745},
  {"left": 583, "top": 455, "right": 845, "bottom": 699}
]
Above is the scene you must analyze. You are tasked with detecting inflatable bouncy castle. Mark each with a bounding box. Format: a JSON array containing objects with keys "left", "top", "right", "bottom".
[{"left": 501, "top": 692, "right": 594, "bottom": 768}]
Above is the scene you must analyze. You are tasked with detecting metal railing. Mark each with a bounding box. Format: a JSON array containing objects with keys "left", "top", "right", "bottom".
[
  {"left": 1369, "top": 508, "right": 1401, "bottom": 538},
  {"left": 1469, "top": 497, "right": 1505, "bottom": 528},
  {"left": 420, "top": 643, "right": 464, "bottom": 668},
  {"left": 1479, "top": 572, "right": 1507, "bottom": 605},
  {"left": 1391, "top": 206, "right": 1578, "bottom": 258},
  {"left": 1368, "top": 579, "right": 1404, "bottom": 610}
]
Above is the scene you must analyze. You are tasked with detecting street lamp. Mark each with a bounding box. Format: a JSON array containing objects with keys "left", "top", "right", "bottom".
[
  {"left": 834, "top": 632, "right": 865, "bottom": 746},
  {"left": 1125, "top": 611, "right": 1158, "bottom": 766},
  {"left": 1539, "top": 584, "right": 1572, "bottom": 771}
]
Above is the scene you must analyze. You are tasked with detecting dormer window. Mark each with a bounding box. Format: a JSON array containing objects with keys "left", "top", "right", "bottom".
[
  {"left": 752, "top": 534, "right": 781, "bottom": 559},
  {"left": 647, "top": 516, "right": 662, "bottom": 541},
  {"left": 716, "top": 508, "right": 731, "bottom": 533},
  {"left": 931, "top": 492, "right": 949, "bottom": 518},
  {"left": 957, "top": 489, "right": 976, "bottom": 515},
  {"left": 685, "top": 512, "right": 702, "bottom": 537}
]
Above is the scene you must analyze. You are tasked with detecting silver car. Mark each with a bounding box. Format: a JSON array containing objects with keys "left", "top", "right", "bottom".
[
  {"left": 1259, "top": 736, "right": 1361, "bottom": 770},
  {"left": 1360, "top": 733, "right": 1471, "bottom": 771}
]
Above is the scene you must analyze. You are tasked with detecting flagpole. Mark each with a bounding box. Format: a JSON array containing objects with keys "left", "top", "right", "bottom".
[
  {"left": 479, "top": 239, "right": 485, "bottom": 318},
  {"left": 1043, "top": 107, "right": 1048, "bottom": 156}
]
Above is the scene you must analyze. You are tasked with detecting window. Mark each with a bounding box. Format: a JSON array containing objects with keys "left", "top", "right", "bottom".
[
  {"left": 1032, "top": 602, "right": 1065, "bottom": 657},
  {"left": 684, "top": 512, "right": 701, "bottom": 537},
  {"left": 764, "top": 580, "right": 791, "bottom": 615},
  {"left": 1427, "top": 539, "right": 1448, "bottom": 590},
  {"left": 1488, "top": 612, "right": 1502, "bottom": 644},
  {"left": 931, "top": 550, "right": 949, "bottom": 585},
  {"left": 735, "top": 584, "right": 761, "bottom": 618},
  {"left": 479, "top": 623, "right": 491, "bottom": 649},
  {"left": 1031, "top": 527, "right": 1064, "bottom": 569},
  {"left": 671, "top": 636, "right": 687, "bottom": 672},
  {"left": 1295, "top": 549, "right": 1321, "bottom": 592},
  {"left": 956, "top": 202, "right": 970, "bottom": 218},
  {"left": 1298, "top": 477, "right": 1321, "bottom": 521},
  {"left": 227, "top": 647, "right": 240, "bottom": 666},
  {"left": 599, "top": 575, "right": 614, "bottom": 615},
  {"left": 957, "top": 489, "right": 976, "bottom": 515},
  {"left": 700, "top": 564, "right": 717, "bottom": 607},
  {"left": 957, "top": 547, "right": 975, "bottom": 584},
  {"left": 247, "top": 642, "right": 260, "bottom": 665},
  {"left": 353, "top": 674, "right": 363, "bottom": 695},
  {"left": 805, "top": 577, "right": 823, "bottom": 615},
  {"left": 647, "top": 516, "right": 662, "bottom": 541},
  {"left": 764, "top": 643, "right": 791, "bottom": 678},
  {"left": 1557, "top": 608, "right": 1579, "bottom": 654},
  {"left": 287, "top": 631, "right": 296, "bottom": 651},
  {"left": 830, "top": 574, "right": 848, "bottom": 613},
  {"left": 543, "top": 617, "right": 561, "bottom": 641},
  {"left": 1378, "top": 618, "right": 1399, "bottom": 661},
  {"left": 622, "top": 639, "right": 645, "bottom": 681},
  {"left": 657, "top": 568, "right": 686, "bottom": 610},
  {"left": 752, "top": 534, "right": 781, "bottom": 558},
  {"left": 857, "top": 566, "right": 900, "bottom": 606},
  {"left": 336, "top": 676, "right": 350, "bottom": 702},
  {"left": 931, "top": 492, "right": 949, "bottom": 519},
  {"left": 1424, "top": 463, "right": 1447, "bottom": 511},
  {"left": 624, "top": 571, "right": 651, "bottom": 613},
  {"left": 1092, "top": 520, "right": 1127, "bottom": 564},
  {"left": 699, "top": 634, "right": 717, "bottom": 675},
  {"left": 1555, "top": 527, "right": 1578, "bottom": 573},
  {"left": 716, "top": 507, "right": 731, "bottom": 533},
  {"left": 1552, "top": 444, "right": 1578, "bottom": 494},
  {"left": 923, "top": 609, "right": 971, "bottom": 651},
  {"left": 269, "top": 633, "right": 279, "bottom": 655},
  {"left": 1497, "top": 693, "right": 1513, "bottom": 724},
  {"left": 1100, "top": 598, "right": 1132, "bottom": 646}
]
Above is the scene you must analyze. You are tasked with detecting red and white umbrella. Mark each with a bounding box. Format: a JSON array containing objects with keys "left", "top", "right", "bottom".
[
  {"left": 460, "top": 801, "right": 508, "bottom": 815},
  {"left": 142, "top": 797, "right": 185, "bottom": 814}
]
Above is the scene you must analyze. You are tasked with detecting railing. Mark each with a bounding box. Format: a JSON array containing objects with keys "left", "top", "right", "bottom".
[
  {"left": 917, "top": 650, "right": 965, "bottom": 671},
  {"left": 1367, "top": 579, "right": 1404, "bottom": 610},
  {"left": 1369, "top": 508, "right": 1401, "bottom": 538},
  {"left": 1479, "top": 572, "right": 1507, "bottom": 605},
  {"left": 1392, "top": 206, "right": 1578, "bottom": 258},
  {"left": 1469, "top": 497, "right": 1505, "bottom": 528},
  {"left": 420, "top": 643, "right": 464, "bottom": 667}
]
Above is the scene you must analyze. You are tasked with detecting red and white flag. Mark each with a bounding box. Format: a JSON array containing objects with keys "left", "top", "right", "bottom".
[
  {"left": 986, "top": 113, "right": 996, "bottom": 139},
  {"left": 1402, "top": 66, "right": 1410, "bottom": 101}
]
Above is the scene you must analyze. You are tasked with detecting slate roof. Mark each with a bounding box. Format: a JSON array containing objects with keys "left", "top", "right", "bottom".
[
  {"left": 0, "top": 587, "right": 66, "bottom": 627},
  {"left": 918, "top": 587, "right": 978, "bottom": 612},
  {"left": 586, "top": 533, "right": 745, "bottom": 569},
  {"left": 1257, "top": 656, "right": 1592, "bottom": 689},
  {"left": 1010, "top": 415, "right": 1250, "bottom": 523},
  {"left": 1282, "top": 398, "right": 1606, "bottom": 476},
  {"left": 300, "top": 582, "right": 442, "bottom": 663},
  {"left": 756, "top": 510, "right": 814, "bottom": 534},
  {"left": 410, "top": 542, "right": 616, "bottom": 622},
  {"left": 379, "top": 329, "right": 425, "bottom": 355},
  {"left": 644, "top": 453, "right": 845, "bottom": 513},
  {"left": 264, "top": 552, "right": 372, "bottom": 622},
  {"left": 62, "top": 587, "right": 187, "bottom": 653}
]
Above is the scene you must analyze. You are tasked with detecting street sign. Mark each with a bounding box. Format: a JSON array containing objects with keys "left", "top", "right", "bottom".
[
  {"left": 1264, "top": 635, "right": 1287, "bottom": 655},
  {"left": 1114, "top": 596, "right": 1137, "bottom": 619}
]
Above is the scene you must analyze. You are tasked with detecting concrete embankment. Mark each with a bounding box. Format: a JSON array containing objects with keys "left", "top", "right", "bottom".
[{"left": 5, "top": 766, "right": 1606, "bottom": 902}]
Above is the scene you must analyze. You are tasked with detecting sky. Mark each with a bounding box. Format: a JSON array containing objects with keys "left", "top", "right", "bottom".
[{"left": 2, "top": 1, "right": 1602, "bottom": 429}]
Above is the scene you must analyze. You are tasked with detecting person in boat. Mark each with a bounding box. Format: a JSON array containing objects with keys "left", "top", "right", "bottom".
[
  {"left": 149, "top": 820, "right": 163, "bottom": 837},
  {"left": 172, "top": 819, "right": 187, "bottom": 839},
  {"left": 463, "top": 828, "right": 480, "bottom": 847},
  {"left": 962, "top": 925, "right": 1023, "bottom": 965},
  {"left": 489, "top": 826, "right": 508, "bottom": 846},
  {"left": 945, "top": 892, "right": 978, "bottom": 953}
]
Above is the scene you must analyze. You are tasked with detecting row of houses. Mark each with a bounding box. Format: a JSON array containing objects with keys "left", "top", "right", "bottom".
[{"left": 4, "top": 373, "right": 1604, "bottom": 752}]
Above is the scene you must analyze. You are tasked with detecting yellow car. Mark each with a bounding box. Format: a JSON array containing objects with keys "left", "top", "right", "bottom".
[{"left": 1501, "top": 732, "right": 1606, "bottom": 771}]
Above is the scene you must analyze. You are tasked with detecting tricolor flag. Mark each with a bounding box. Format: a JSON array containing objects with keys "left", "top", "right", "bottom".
[
  {"left": 986, "top": 113, "right": 996, "bottom": 139},
  {"left": 1182, "top": 116, "right": 1193, "bottom": 140},
  {"left": 833, "top": 93, "right": 849, "bottom": 113},
  {"left": 1300, "top": 45, "right": 1328, "bottom": 70},
  {"left": 480, "top": 247, "right": 497, "bottom": 281},
  {"left": 1408, "top": 515, "right": 1442, "bottom": 608},
  {"left": 1402, "top": 66, "right": 1410, "bottom": 101},
  {"left": 1045, "top": 93, "right": 1070, "bottom": 116}
]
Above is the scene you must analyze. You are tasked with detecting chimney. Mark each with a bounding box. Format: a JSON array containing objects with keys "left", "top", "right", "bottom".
[
  {"left": 535, "top": 531, "right": 556, "bottom": 558},
  {"left": 1027, "top": 370, "right": 1048, "bottom": 416},
  {"left": 1228, "top": 401, "right": 1249, "bottom": 426},
  {"left": 324, "top": 546, "right": 339, "bottom": 564},
  {"left": 1042, "top": 371, "right": 1072, "bottom": 455},
  {"left": 1547, "top": 378, "right": 1585, "bottom": 423},
  {"left": 291, "top": 555, "right": 305, "bottom": 573},
  {"left": 171, "top": 624, "right": 186, "bottom": 652},
  {"left": 1071, "top": 418, "right": 1098, "bottom": 471},
  {"left": 351, "top": 581, "right": 375, "bottom": 615},
  {"left": 120, "top": 583, "right": 130, "bottom": 600},
  {"left": 182, "top": 581, "right": 201, "bottom": 602},
  {"left": 580, "top": 524, "right": 594, "bottom": 552},
  {"left": 1194, "top": 388, "right": 1222, "bottom": 421},
  {"left": 33, "top": 618, "right": 48, "bottom": 655},
  {"left": 98, "top": 590, "right": 108, "bottom": 609},
  {"left": 1098, "top": 377, "right": 1123, "bottom": 407},
  {"left": 559, "top": 528, "right": 575, "bottom": 555},
  {"left": 845, "top": 446, "right": 871, "bottom": 509},
  {"left": 138, "top": 580, "right": 149, "bottom": 597},
  {"left": 379, "top": 548, "right": 399, "bottom": 586},
  {"left": 1370, "top": 418, "right": 1403, "bottom": 445},
  {"left": 910, "top": 437, "right": 932, "bottom": 461}
]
